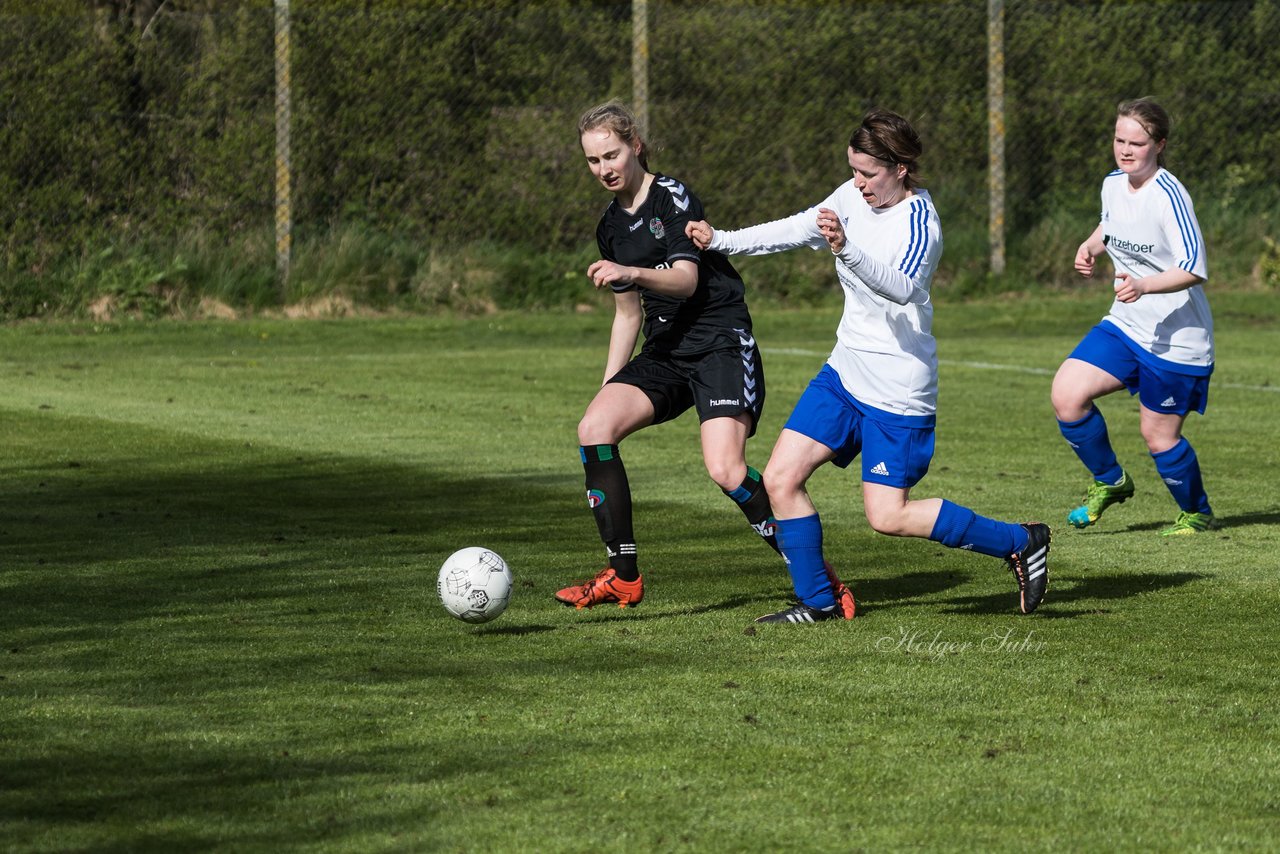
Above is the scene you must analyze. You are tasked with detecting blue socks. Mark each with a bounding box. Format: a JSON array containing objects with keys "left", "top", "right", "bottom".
[
  {"left": 1152, "top": 438, "right": 1212, "bottom": 514},
  {"left": 1064, "top": 407, "right": 1212, "bottom": 515},
  {"left": 930, "top": 499, "right": 1027, "bottom": 558},
  {"left": 780, "top": 502, "right": 1028, "bottom": 606},
  {"left": 775, "top": 515, "right": 834, "bottom": 610},
  {"left": 1059, "top": 406, "right": 1125, "bottom": 485}
]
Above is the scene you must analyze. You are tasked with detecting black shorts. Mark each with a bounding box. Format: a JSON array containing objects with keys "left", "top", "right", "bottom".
[{"left": 608, "top": 336, "right": 766, "bottom": 437}]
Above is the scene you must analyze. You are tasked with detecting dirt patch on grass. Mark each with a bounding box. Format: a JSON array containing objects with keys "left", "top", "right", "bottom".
[
  {"left": 194, "top": 298, "right": 239, "bottom": 320},
  {"left": 88, "top": 295, "right": 118, "bottom": 322},
  {"left": 282, "top": 295, "right": 359, "bottom": 318}
]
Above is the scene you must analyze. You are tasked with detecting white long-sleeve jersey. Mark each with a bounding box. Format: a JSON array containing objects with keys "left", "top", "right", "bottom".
[
  {"left": 709, "top": 181, "right": 943, "bottom": 416},
  {"left": 1098, "top": 167, "right": 1213, "bottom": 370}
]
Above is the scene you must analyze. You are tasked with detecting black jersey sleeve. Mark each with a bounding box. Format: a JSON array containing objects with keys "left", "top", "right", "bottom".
[
  {"left": 651, "top": 175, "right": 705, "bottom": 268},
  {"left": 595, "top": 214, "right": 615, "bottom": 263}
]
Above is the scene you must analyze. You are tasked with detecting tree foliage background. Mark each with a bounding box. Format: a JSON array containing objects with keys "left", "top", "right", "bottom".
[{"left": 2, "top": 0, "right": 1278, "bottom": 315}]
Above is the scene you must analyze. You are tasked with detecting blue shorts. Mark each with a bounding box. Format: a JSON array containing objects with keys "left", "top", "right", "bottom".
[
  {"left": 1069, "top": 323, "right": 1211, "bottom": 416},
  {"left": 784, "top": 365, "right": 935, "bottom": 488}
]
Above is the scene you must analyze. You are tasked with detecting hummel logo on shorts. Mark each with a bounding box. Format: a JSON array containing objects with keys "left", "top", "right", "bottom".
[
  {"left": 870, "top": 461, "right": 890, "bottom": 477},
  {"left": 1161, "top": 396, "right": 1177, "bottom": 407}
]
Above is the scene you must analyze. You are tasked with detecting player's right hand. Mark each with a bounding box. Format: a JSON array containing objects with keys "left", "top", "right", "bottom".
[
  {"left": 1073, "top": 242, "right": 1095, "bottom": 278},
  {"left": 817, "top": 207, "right": 846, "bottom": 254},
  {"left": 587, "top": 259, "right": 632, "bottom": 289},
  {"left": 1075, "top": 240, "right": 1095, "bottom": 277},
  {"left": 685, "top": 220, "right": 714, "bottom": 249}
]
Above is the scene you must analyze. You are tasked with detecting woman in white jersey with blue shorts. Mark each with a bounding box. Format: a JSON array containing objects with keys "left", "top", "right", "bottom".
[
  {"left": 687, "top": 109, "right": 1050, "bottom": 622},
  {"left": 1051, "top": 98, "right": 1216, "bottom": 537}
]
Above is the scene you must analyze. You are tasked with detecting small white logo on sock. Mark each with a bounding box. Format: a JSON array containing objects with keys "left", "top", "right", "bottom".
[{"left": 870, "top": 461, "right": 890, "bottom": 477}]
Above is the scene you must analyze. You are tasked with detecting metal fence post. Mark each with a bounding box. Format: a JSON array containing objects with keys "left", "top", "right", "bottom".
[
  {"left": 274, "top": 0, "right": 293, "bottom": 294},
  {"left": 987, "top": 0, "right": 1006, "bottom": 276},
  {"left": 632, "top": 0, "right": 649, "bottom": 136}
]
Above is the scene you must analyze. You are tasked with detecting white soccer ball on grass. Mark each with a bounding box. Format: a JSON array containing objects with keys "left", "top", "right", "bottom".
[{"left": 437, "top": 547, "right": 512, "bottom": 624}]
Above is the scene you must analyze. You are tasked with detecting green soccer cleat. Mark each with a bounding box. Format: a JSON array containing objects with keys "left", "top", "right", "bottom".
[
  {"left": 1067, "top": 471, "right": 1136, "bottom": 529},
  {"left": 1159, "top": 511, "right": 1220, "bottom": 537}
]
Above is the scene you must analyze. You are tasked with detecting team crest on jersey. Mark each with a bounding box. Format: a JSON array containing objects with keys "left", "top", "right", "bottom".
[{"left": 648, "top": 217, "right": 665, "bottom": 240}]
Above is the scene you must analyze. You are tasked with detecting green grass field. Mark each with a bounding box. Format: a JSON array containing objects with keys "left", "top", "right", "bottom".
[{"left": 2, "top": 291, "right": 1278, "bottom": 852}]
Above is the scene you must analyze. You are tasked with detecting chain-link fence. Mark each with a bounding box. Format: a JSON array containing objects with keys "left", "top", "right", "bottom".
[{"left": 2, "top": 0, "right": 1277, "bottom": 315}]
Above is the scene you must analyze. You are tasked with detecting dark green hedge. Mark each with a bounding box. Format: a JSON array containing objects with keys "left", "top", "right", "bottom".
[{"left": 2, "top": 0, "right": 1277, "bottom": 314}]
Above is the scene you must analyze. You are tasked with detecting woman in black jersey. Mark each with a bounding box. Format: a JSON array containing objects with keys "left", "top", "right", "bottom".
[{"left": 555, "top": 101, "right": 854, "bottom": 615}]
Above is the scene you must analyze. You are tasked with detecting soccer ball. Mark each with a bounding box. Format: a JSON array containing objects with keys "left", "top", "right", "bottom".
[{"left": 437, "top": 547, "right": 512, "bottom": 624}]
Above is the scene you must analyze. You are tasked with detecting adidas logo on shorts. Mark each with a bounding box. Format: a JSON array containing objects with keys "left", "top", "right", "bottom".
[{"left": 870, "top": 461, "right": 890, "bottom": 477}]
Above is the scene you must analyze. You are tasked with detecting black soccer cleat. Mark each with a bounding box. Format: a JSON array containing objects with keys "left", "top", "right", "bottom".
[
  {"left": 754, "top": 602, "right": 839, "bottom": 624},
  {"left": 1006, "top": 522, "right": 1051, "bottom": 614}
]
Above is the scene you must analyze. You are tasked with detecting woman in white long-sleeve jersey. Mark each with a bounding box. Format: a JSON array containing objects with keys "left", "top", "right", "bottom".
[{"left": 687, "top": 108, "right": 1050, "bottom": 623}]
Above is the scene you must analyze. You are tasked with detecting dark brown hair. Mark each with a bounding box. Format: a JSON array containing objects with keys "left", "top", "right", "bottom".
[{"left": 849, "top": 108, "right": 923, "bottom": 189}]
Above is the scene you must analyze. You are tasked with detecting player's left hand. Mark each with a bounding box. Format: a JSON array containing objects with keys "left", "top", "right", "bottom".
[
  {"left": 587, "top": 260, "right": 632, "bottom": 289},
  {"left": 817, "top": 207, "right": 846, "bottom": 253},
  {"left": 1113, "top": 272, "right": 1145, "bottom": 303}
]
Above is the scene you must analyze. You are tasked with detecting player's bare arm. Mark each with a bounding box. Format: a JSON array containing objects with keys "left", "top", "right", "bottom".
[
  {"left": 1113, "top": 268, "right": 1204, "bottom": 304},
  {"left": 602, "top": 289, "right": 642, "bottom": 384},
  {"left": 587, "top": 258, "right": 697, "bottom": 298},
  {"left": 1074, "top": 224, "right": 1106, "bottom": 278}
]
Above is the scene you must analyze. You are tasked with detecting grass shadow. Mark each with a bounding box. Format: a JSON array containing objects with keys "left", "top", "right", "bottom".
[
  {"left": 846, "top": 570, "right": 971, "bottom": 612},
  {"left": 0, "top": 444, "right": 583, "bottom": 641},
  {"left": 530, "top": 593, "right": 776, "bottom": 629},
  {"left": 472, "top": 623, "right": 557, "bottom": 637},
  {"left": 940, "top": 570, "right": 1208, "bottom": 617},
  {"left": 1074, "top": 507, "right": 1280, "bottom": 535},
  {"left": 1213, "top": 508, "right": 1280, "bottom": 529}
]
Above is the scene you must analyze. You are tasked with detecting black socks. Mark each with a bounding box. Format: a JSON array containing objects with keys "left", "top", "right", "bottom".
[{"left": 581, "top": 445, "right": 639, "bottom": 581}]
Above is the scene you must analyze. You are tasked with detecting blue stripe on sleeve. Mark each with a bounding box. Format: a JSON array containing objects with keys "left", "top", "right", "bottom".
[
  {"left": 898, "top": 198, "right": 929, "bottom": 276},
  {"left": 896, "top": 201, "right": 916, "bottom": 274},
  {"left": 915, "top": 201, "right": 930, "bottom": 273},
  {"left": 911, "top": 201, "right": 929, "bottom": 275},
  {"left": 1157, "top": 173, "right": 1199, "bottom": 272},
  {"left": 1163, "top": 175, "right": 1198, "bottom": 267}
]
